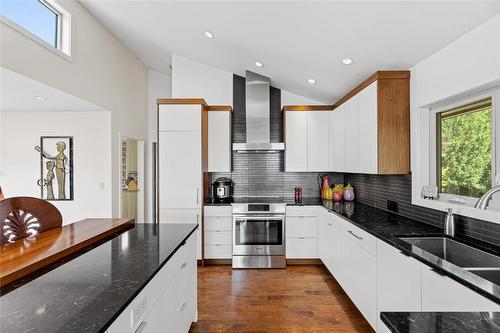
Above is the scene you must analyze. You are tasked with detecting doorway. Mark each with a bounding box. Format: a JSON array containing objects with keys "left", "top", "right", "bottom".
[{"left": 120, "top": 137, "right": 144, "bottom": 222}]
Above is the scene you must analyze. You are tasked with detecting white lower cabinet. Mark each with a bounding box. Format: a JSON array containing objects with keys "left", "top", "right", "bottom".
[
  {"left": 319, "top": 208, "right": 343, "bottom": 282},
  {"left": 421, "top": 264, "right": 500, "bottom": 311},
  {"left": 160, "top": 209, "right": 202, "bottom": 260},
  {"left": 108, "top": 232, "right": 197, "bottom": 333},
  {"left": 376, "top": 240, "right": 421, "bottom": 332},
  {"left": 316, "top": 206, "right": 500, "bottom": 333},
  {"left": 286, "top": 206, "right": 318, "bottom": 259},
  {"left": 203, "top": 205, "right": 232, "bottom": 259},
  {"left": 342, "top": 233, "right": 377, "bottom": 329}
]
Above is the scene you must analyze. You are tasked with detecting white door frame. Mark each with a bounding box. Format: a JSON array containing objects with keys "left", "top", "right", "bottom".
[{"left": 118, "top": 135, "right": 145, "bottom": 223}]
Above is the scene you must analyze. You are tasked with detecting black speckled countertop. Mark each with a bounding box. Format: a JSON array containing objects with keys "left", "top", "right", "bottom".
[
  {"left": 381, "top": 312, "right": 500, "bottom": 333},
  {"left": 0, "top": 223, "right": 198, "bottom": 333},
  {"left": 321, "top": 200, "right": 500, "bottom": 305}
]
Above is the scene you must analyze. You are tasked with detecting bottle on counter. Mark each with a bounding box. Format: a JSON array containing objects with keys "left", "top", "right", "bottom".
[{"left": 295, "top": 187, "right": 303, "bottom": 204}]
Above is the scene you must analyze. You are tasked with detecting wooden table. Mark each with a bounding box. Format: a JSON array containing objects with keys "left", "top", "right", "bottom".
[{"left": 0, "top": 218, "right": 134, "bottom": 287}]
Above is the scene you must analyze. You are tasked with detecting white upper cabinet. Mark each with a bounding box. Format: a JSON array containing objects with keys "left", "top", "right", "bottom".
[
  {"left": 158, "top": 104, "right": 202, "bottom": 131},
  {"left": 343, "top": 97, "right": 360, "bottom": 173},
  {"left": 329, "top": 107, "right": 345, "bottom": 172},
  {"left": 208, "top": 111, "right": 231, "bottom": 172},
  {"left": 285, "top": 111, "right": 308, "bottom": 172},
  {"left": 357, "top": 81, "right": 378, "bottom": 174},
  {"left": 307, "top": 111, "right": 330, "bottom": 171},
  {"left": 159, "top": 131, "right": 202, "bottom": 209}
]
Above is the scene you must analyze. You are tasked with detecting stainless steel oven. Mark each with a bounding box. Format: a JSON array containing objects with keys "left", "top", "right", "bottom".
[{"left": 232, "top": 203, "right": 286, "bottom": 268}]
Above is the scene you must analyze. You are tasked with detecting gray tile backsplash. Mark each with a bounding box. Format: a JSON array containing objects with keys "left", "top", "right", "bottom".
[{"left": 345, "top": 173, "right": 500, "bottom": 247}]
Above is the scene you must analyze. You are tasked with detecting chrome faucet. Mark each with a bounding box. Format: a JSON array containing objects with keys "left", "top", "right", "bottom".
[
  {"left": 474, "top": 185, "right": 500, "bottom": 210},
  {"left": 444, "top": 208, "right": 455, "bottom": 237}
]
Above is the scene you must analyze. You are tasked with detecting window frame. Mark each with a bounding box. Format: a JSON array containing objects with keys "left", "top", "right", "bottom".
[
  {"left": 0, "top": 0, "right": 72, "bottom": 58},
  {"left": 430, "top": 88, "right": 499, "bottom": 207}
]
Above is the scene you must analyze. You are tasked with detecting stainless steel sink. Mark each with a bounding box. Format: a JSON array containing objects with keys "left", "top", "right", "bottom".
[{"left": 399, "top": 237, "right": 500, "bottom": 269}]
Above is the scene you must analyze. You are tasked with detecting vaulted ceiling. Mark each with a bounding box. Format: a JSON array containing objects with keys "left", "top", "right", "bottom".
[{"left": 82, "top": 1, "right": 500, "bottom": 103}]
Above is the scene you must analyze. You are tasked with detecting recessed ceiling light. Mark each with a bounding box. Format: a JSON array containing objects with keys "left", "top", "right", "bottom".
[
  {"left": 255, "top": 61, "right": 263, "bottom": 68},
  {"left": 342, "top": 58, "right": 353, "bottom": 65},
  {"left": 204, "top": 31, "right": 214, "bottom": 39},
  {"left": 308, "top": 78, "right": 315, "bottom": 84},
  {"left": 35, "top": 95, "right": 48, "bottom": 101}
]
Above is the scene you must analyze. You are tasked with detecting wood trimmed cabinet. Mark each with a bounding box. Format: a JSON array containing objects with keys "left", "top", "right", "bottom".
[
  {"left": 208, "top": 109, "right": 232, "bottom": 172},
  {"left": 158, "top": 100, "right": 207, "bottom": 261},
  {"left": 284, "top": 71, "right": 410, "bottom": 174}
]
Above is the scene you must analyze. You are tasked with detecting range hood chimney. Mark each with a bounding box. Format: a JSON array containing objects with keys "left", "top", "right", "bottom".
[{"left": 232, "top": 70, "right": 285, "bottom": 152}]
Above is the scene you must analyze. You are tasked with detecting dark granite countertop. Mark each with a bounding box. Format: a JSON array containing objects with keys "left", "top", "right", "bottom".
[
  {"left": 321, "top": 200, "right": 500, "bottom": 305},
  {"left": 0, "top": 223, "right": 198, "bottom": 333},
  {"left": 381, "top": 312, "right": 500, "bottom": 333}
]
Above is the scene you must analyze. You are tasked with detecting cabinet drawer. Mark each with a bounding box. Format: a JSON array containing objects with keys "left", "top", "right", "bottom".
[
  {"left": 204, "top": 216, "right": 232, "bottom": 230},
  {"left": 205, "top": 244, "right": 232, "bottom": 259},
  {"left": 343, "top": 224, "right": 376, "bottom": 256},
  {"left": 286, "top": 237, "right": 318, "bottom": 258},
  {"left": 286, "top": 206, "right": 318, "bottom": 217},
  {"left": 286, "top": 216, "right": 317, "bottom": 238},
  {"left": 204, "top": 205, "right": 232, "bottom": 217},
  {"left": 156, "top": 232, "right": 197, "bottom": 295},
  {"left": 204, "top": 230, "right": 231, "bottom": 245}
]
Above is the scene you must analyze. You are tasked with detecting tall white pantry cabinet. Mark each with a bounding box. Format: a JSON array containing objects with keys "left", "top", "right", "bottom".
[{"left": 157, "top": 100, "right": 209, "bottom": 260}]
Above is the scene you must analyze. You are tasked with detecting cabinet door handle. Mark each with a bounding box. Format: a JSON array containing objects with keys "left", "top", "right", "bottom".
[
  {"left": 215, "top": 230, "right": 221, "bottom": 233},
  {"left": 196, "top": 188, "right": 199, "bottom": 204},
  {"left": 179, "top": 302, "right": 188, "bottom": 313},
  {"left": 348, "top": 230, "right": 363, "bottom": 240},
  {"left": 196, "top": 214, "right": 199, "bottom": 224},
  {"left": 327, "top": 222, "right": 332, "bottom": 226},
  {"left": 180, "top": 262, "right": 187, "bottom": 269},
  {"left": 298, "top": 237, "right": 305, "bottom": 239},
  {"left": 134, "top": 321, "right": 148, "bottom": 333},
  {"left": 215, "top": 244, "right": 221, "bottom": 247},
  {"left": 297, "top": 216, "right": 305, "bottom": 219}
]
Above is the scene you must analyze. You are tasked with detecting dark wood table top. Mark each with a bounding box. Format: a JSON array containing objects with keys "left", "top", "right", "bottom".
[{"left": 0, "top": 218, "right": 134, "bottom": 287}]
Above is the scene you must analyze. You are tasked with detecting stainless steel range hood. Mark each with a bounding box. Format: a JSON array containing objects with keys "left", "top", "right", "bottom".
[{"left": 232, "top": 70, "right": 285, "bottom": 153}]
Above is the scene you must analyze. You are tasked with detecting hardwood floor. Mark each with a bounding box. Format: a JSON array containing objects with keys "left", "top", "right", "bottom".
[{"left": 189, "top": 265, "right": 375, "bottom": 333}]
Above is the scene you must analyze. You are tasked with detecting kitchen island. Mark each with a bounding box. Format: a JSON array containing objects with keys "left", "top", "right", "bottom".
[{"left": 0, "top": 223, "right": 198, "bottom": 333}]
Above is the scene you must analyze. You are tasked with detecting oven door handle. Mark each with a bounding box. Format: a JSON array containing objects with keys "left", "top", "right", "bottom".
[{"left": 233, "top": 215, "right": 284, "bottom": 220}]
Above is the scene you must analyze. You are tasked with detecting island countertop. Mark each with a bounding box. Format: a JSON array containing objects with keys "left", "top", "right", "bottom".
[{"left": 0, "top": 223, "right": 198, "bottom": 333}]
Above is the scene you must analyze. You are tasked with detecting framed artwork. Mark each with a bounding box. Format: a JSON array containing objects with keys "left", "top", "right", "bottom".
[{"left": 35, "top": 136, "right": 74, "bottom": 201}]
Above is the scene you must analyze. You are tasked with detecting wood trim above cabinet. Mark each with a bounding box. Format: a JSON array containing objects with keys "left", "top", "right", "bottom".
[
  {"left": 282, "top": 105, "right": 334, "bottom": 111},
  {"left": 333, "top": 71, "right": 410, "bottom": 109},
  {"left": 207, "top": 105, "right": 233, "bottom": 111},
  {"left": 157, "top": 98, "right": 208, "bottom": 107}
]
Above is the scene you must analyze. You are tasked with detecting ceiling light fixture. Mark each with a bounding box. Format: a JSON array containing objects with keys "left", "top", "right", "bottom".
[
  {"left": 35, "top": 95, "right": 48, "bottom": 101},
  {"left": 255, "top": 61, "right": 263, "bottom": 68},
  {"left": 342, "top": 58, "right": 353, "bottom": 65},
  {"left": 204, "top": 31, "right": 214, "bottom": 39},
  {"left": 308, "top": 78, "right": 315, "bottom": 84}
]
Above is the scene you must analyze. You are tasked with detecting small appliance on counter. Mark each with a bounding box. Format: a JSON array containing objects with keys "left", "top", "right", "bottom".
[{"left": 212, "top": 177, "right": 234, "bottom": 202}]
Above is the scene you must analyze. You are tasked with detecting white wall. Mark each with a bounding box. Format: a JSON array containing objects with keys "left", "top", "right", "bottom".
[
  {"left": 0, "top": 111, "right": 112, "bottom": 225},
  {"left": 172, "top": 54, "right": 233, "bottom": 105},
  {"left": 147, "top": 69, "right": 172, "bottom": 222},
  {"left": 281, "top": 90, "right": 323, "bottom": 108},
  {"left": 172, "top": 53, "right": 322, "bottom": 107},
  {"left": 0, "top": 1, "right": 148, "bottom": 218},
  {"left": 411, "top": 13, "right": 500, "bottom": 223}
]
